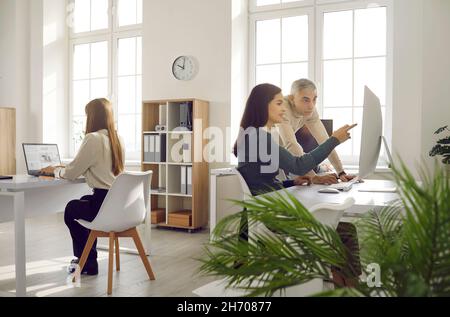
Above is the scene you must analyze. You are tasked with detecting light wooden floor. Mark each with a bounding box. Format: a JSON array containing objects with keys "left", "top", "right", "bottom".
[{"left": 0, "top": 213, "right": 217, "bottom": 297}]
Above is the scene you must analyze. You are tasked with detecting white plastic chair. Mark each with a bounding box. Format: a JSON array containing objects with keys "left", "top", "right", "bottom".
[
  {"left": 75, "top": 171, "right": 156, "bottom": 295},
  {"left": 194, "top": 168, "right": 355, "bottom": 297}
]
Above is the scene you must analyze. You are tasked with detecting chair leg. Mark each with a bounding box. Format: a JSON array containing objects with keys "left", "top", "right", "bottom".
[
  {"left": 74, "top": 231, "right": 98, "bottom": 282},
  {"left": 107, "top": 232, "right": 115, "bottom": 295},
  {"left": 115, "top": 237, "right": 120, "bottom": 272},
  {"left": 130, "top": 227, "right": 156, "bottom": 280}
]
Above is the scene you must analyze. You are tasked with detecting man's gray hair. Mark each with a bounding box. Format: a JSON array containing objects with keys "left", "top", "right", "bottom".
[{"left": 290, "top": 79, "right": 317, "bottom": 95}]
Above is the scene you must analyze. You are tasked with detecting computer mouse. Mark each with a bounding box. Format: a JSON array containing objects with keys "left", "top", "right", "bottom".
[{"left": 318, "top": 188, "right": 341, "bottom": 194}]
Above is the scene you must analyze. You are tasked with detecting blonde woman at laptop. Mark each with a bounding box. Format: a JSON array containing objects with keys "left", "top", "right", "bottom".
[
  {"left": 41, "top": 98, "right": 125, "bottom": 275},
  {"left": 276, "top": 79, "right": 356, "bottom": 185}
]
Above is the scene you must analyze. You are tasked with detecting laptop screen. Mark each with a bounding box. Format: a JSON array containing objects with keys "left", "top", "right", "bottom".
[{"left": 23, "top": 144, "right": 61, "bottom": 174}]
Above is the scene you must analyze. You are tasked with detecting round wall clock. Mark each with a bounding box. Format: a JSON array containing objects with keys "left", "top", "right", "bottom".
[{"left": 172, "top": 56, "right": 199, "bottom": 81}]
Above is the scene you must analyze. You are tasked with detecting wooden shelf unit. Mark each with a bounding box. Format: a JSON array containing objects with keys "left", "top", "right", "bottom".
[
  {"left": 142, "top": 99, "right": 209, "bottom": 231},
  {"left": 0, "top": 107, "right": 16, "bottom": 175}
]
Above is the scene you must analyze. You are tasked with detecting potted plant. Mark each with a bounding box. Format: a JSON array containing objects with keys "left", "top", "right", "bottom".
[
  {"left": 199, "top": 160, "right": 450, "bottom": 297},
  {"left": 429, "top": 125, "right": 450, "bottom": 173}
]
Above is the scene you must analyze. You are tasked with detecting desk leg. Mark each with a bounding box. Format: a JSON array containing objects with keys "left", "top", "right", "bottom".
[
  {"left": 13, "top": 192, "right": 26, "bottom": 297},
  {"left": 209, "top": 174, "right": 217, "bottom": 237}
]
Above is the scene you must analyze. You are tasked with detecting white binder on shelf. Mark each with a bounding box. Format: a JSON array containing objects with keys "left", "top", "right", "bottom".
[
  {"left": 149, "top": 135, "right": 155, "bottom": 162},
  {"left": 155, "top": 135, "right": 161, "bottom": 162},
  {"left": 187, "top": 166, "right": 192, "bottom": 195},
  {"left": 143, "top": 135, "right": 150, "bottom": 162},
  {"left": 181, "top": 166, "right": 187, "bottom": 195}
]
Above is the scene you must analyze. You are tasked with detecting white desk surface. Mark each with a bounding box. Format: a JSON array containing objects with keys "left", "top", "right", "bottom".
[
  {"left": 0, "top": 175, "right": 86, "bottom": 191},
  {"left": 210, "top": 169, "right": 399, "bottom": 206},
  {"left": 274, "top": 180, "right": 400, "bottom": 217}
]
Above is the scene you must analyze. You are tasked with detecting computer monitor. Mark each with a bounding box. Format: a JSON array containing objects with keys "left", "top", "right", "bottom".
[
  {"left": 358, "top": 86, "right": 392, "bottom": 178},
  {"left": 22, "top": 143, "right": 61, "bottom": 176}
]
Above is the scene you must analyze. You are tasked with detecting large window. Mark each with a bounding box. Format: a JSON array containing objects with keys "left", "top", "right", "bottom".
[
  {"left": 249, "top": 0, "right": 392, "bottom": 165},
  {"left": 251, "top": 11, "right": 312, "bottom": 94},
  {"left": 69, "top": 0, "right": 142, "bottom": 160}
]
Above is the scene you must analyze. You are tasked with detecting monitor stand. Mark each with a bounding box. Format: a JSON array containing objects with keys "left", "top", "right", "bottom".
[
  {"left": 357, "top": 136, "right": 397, "bottom": 193},
  {"left": 381, "top": 136, "right": 394, "bottom": 169}
]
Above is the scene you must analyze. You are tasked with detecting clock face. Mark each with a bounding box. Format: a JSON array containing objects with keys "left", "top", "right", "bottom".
[{"left": 172, "top": 56, "right": 198, "bottom": 81}]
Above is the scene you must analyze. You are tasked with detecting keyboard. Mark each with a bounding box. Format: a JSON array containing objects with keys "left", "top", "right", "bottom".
[
  {"left": 40, "top": 173, "right": 55, "bottom": 177},
  {"left": 30, "top": 172, "right": 54, "bottom": 177},
  {"left": 328, "top": 178, "right": 359, "bottom": 192}
]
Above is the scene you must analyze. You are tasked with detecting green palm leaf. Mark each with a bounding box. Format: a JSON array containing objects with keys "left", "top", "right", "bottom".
[{"left": 199, "top": 159, "right": 450, "bottom": 297}]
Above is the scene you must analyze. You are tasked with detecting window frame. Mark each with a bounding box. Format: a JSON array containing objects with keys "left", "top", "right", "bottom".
[
  {"left": 112, "top": 29, "right": 143, "bottom": 160},
  {"left": 69, "top": 34, "right": 112, "bottom": 156},
  {"left": 68, "top": 0, "right": 143, "bottom": 159},
  {"left": 113, "top": 0, "right": 143, "bottom": 32},
  {"left": 315, "top": 0, "right": 393, "bottom": 165},
  {"left": 248, "top": 0, "right": 393, "bottom": 167},
  {"left": 69, "top": 0, "right": 113, "bottom": 40},
  {"left": 249, "top": 0, "right": 315, "bottom": 13},
  {"left": 249, "top": 7, "right": 315, "bottom": 94}
]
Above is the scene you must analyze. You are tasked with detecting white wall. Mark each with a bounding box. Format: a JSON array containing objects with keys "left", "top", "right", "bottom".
[
  {"left": 392, "top": 0, "right": 450, "bottom": 175},
  {"left": 142, "top": 0, "right": 233, "bottom": 169},
  {"left": 231, "top": 0, "right": 249, "bottom": 165},
  {"left": 0, "top": 0, "right": 31, "bottom": 174},
  {"left": 421, "top": 0, "right": 450, "bottom": 170},
  {"left": 42, "top": 0, "right": 70, "bottom": 158},
  {"left": 29, "top": 0, "right": 44, "bottom": 144},
  {"left": 391, "top": 0, "right": 424, "bottom": 175},
  {"left": 0, "top": 1, "right": 16, "bottom": 105},
  {"left": 0, "top": 0, "right": 69, "bottom": 173}
]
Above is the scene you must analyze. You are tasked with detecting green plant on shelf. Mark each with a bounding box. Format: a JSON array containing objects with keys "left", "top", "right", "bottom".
[{"left": 429, "top": 125, "right": 450, "bottom": 164}]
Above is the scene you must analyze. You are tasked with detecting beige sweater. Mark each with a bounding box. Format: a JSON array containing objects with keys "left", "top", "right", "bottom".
[
  {"left": 275, "top": 97, "right": 344, "bottom": 175},
  {"left": 61, "top": 129, "right": 125, "bottom": 190}
]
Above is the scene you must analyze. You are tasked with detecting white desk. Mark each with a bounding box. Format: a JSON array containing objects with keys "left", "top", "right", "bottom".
[
  {"left": 209, "top": 167, "right": 400, "bottom": 233},
  {"left": 0, "top": 175, "right": 91, "bottom": 297},
  {"left": 276, "top": 180, "right": 399, "bottom": 218}
]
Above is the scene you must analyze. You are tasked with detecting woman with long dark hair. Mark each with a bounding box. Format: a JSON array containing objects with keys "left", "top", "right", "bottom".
[
  {"left": 234, "top": 85, "right": 362, "bottom": 286},
  {"left": 234, "top": 83, "right": 356, "bottom": 196}
]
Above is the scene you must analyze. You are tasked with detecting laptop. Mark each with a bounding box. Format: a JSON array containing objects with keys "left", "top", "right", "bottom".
[{"left": 22, "top": 143, "right": 61, "bottom": 177}]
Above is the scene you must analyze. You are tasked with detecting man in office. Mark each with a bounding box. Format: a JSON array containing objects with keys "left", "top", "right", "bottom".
[
  {"left": 276, "top": 78, "right": 356, "bottom": 184},
  {"left": 277, "top": 79, "right": 361, "bottom": 286}
]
